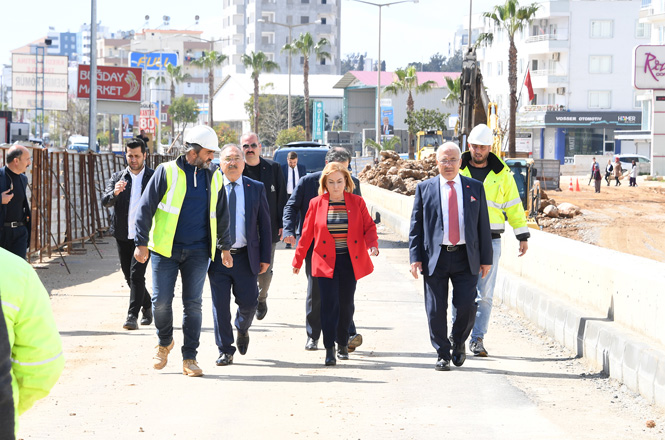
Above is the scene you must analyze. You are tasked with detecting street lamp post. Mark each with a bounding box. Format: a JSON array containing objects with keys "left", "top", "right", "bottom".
[
  {"left": 258, "top": 18, "right": 320, "bottom": 129},
  {"left": 349, "top": 0, "right": 418, "bottom": 145}
]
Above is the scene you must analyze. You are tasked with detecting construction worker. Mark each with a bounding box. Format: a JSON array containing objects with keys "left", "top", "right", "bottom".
[
  {"left": 458, "top": 123, "right": 529, "bottom": 357},
  {"left": 134, "top": 125, "right": 233, "bottom": 378},
  {"left": 1, "top": 247, "right": 65, "bottom": 437}
]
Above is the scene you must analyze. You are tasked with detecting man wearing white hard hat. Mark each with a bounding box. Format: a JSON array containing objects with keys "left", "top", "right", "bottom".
[
  {"left": 134, "top": 125, "right": 234, "bottom": 377},
  {"left": 457, "top": 123, "right": 529, "bottom": 357}
]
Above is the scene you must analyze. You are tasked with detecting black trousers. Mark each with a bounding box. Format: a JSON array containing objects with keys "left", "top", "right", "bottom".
[
  {"left": 317, "top": 253, "right": 357, "bottom": 349},
  {"left": 116, "top": 239, "right": 151, "bottom": 317},
  {"left": 0, "top": 225, "right": 28, "bottom": 260},
  {"left": 423, "top": 246, "right": 478, "bottom": 360}
]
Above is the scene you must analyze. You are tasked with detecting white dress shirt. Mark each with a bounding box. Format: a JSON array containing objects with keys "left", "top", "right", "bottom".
[
  {"left": 286, "top": 165, "right": 300, "bottom": 195},
  {"left": 224, "top": 175, "right": 247, "bottom": 248},
  {"left": 127, "top": 166, "right": 145, "bottom": 240},
  {"left": 438, "top": 173, "right": 465, "bottom": 245}
]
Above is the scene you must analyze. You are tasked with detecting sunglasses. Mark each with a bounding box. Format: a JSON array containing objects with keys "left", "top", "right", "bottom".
[{"left": 242, "top": 143, "right": 259, "bottom": 149}]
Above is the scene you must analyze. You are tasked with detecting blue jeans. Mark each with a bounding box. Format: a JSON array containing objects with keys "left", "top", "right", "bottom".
[
  {"left": 151, "top": 247, "right": 210, "bottom": 360},
  {"left": 470, "top": 238, "right": 502, "bottom": 342}
]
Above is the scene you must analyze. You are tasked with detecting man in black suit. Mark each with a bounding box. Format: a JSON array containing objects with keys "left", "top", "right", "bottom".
[
  {"left": 241, "top": 132, "right": 287, "bottom": 321},
  {"left": 209, "top": 144, "right": 272, "bottom": 366},
  {"left": 382, "top": 117, "right": 394, "bottom": 136},
  {"left": 409, "top": 142, "right": 493, "bottom": 371},
  {"left": 281, "top": 151, "right": 306, "bottom": 249},
  {"left": 283, "top": 147, "right": 363, "bottom": 352},
  {"left": 0, "top": 144, "right": 32, "bottom": 259},
  {"left": 102, "top": 138, "right": 155, "bottom": 330}
]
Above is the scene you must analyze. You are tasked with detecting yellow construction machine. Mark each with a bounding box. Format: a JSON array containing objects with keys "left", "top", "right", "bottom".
[{"left": 415, "top": 130, "right": 444, "bottom": 160}]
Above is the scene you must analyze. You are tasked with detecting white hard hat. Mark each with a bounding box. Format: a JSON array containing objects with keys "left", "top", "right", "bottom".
[
  {"left": 184, "top": 125, "right": 220, "bottom": 151},
  {"left": 467, "top": 124, "right": 494, "bottom": 146}
]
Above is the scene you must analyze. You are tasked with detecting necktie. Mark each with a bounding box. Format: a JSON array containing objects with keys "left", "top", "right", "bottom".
[
  {"left": 229, "top": 182, "right": 237, "bottom": 246},
  {"left": 291, "top": 167, "right": 296, "bottom": 193},
  {"left": 447, "top": 181, "right": 459, "bottom": 245}
]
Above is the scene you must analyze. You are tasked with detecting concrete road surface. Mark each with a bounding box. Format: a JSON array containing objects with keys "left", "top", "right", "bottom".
[{"left": 17, "top": 226, "right": 665, "bottom": 439}]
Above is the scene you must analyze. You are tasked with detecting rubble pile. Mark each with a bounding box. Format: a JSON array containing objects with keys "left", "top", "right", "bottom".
[
  {"left": 538, "top": 190, "right": 582, "bottom": 219},
  {"left": 358, "top": 150, "right": 438, "bottom": 196}
]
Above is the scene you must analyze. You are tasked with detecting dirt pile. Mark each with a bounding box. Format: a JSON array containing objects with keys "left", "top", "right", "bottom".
[{"left": 358, "top": 150, "right": 438, "bottom": 195}]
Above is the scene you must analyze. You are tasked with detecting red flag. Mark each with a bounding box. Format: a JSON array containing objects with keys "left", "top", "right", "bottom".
[{"left": 524, "top": 69, "right": 535, "bottom": 102}]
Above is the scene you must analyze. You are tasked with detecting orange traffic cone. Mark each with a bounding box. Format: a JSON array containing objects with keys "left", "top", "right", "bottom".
[
  {"left": 568, "top": 178, "right": 573, "bottom": 191},
  {"left": 575, "top": 178, "right": 581, "bottom": 192}
]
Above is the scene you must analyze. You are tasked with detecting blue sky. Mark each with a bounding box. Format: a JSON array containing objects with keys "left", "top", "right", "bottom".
[{"left": 2, "top": 0, "right": 498, "bottom": 69}]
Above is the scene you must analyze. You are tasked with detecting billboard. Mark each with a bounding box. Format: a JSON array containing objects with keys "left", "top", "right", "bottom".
[
  {"left": 130, "top": 52, "right": 178, "bottom": 70},
  {"left": 139, "top": 103, "right": 157, "bottom": 135},
  {"left": 312, "top": 101, "right": 324, "bottom": 142},
  {"left": 77, "top": 65, "right": 142, "bottom": 102},
  {"left": 11, "top": 54, "right": 68, "bottom": 110},
  {"left": 122, "top": 115, "right": 134, "bottom": 139},
  {"left": 634, "top": 45, "right": 665, "bottom": 90}
]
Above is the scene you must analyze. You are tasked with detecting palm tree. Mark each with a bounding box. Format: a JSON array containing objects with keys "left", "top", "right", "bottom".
[
  {"left": 241, "top": 51, "right": 280, "bottom": 134},
  {"left": 480, "top": 0, "right": 540, "bottom": 156},
  {"left": 191, "top": 50, "right": 228, "bottom": 126},
  {"left": 282, "top": 33, "right": 330, "bottom": 140},
  {"left": 444, "top": 76, "right": 462, "bottom": 134},
  {"left": 383, "top": 66, "right": 437, "bottom": 159},
  {"left": 165, "top": 63, "right": 191, "bottom": 140}
]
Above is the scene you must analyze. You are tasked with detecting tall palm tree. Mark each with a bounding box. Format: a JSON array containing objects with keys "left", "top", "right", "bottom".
[
  {"left": 384, "top": 66, "right": 437, "bottom": 159},
  {"left": 241, "top": 51, "right": 280, "bottom": 134},
  {"left": 480, "top": 0, "right": 540, "bottom": 156},
  {"left": 282, "top": 33, "right": 330, "bottom": 140},
  {"left": 191, "top": 50, "right": 228, "bottom": 126},
  {"left": 444, "top": 76, "right": 462, "bottom": 133},
  {"left": 165, "top": 63, "right": 191, "bottom": 139}
]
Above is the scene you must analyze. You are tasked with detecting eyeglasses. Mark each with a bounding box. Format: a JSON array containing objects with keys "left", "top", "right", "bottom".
[
  {"left": 223, "top": 156, "right": 242, "bottom": 163},
  {"left": 438, "top": 158, "right": 460, "bottom": 165},
  {"left": 242, "top": 143, "right": 259, "bottom": 149}
]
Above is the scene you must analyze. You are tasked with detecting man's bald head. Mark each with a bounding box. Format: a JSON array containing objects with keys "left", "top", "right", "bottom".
[{"left": 6, "top": 145, "right": 31, "bottom": 174}]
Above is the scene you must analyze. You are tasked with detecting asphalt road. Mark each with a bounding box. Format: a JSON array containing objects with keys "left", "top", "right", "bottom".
[{"left": 17, "top": 225, "right": 665, "bottom": 439}]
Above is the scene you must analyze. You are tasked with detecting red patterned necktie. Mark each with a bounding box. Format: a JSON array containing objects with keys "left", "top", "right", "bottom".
[{"left": 447, "top": 181, "right": 459, "bottom": 245}]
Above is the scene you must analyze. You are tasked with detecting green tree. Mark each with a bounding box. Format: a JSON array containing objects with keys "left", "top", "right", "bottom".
[
  {"left": 242, "top": 51, "right": 280, "bottom": 134},
  {"left": 479, "top": 0, "right": 540, "bottom": 156},
  {"left": 214, "top": 122, "right": 239, "bottom": 148},
  {"left": 365, "top": 136, "right": 401, "bottom": 152},
  {"left": 384, "top": 66, "right": 437, "bottom": 159},
  {"left": 191, "top": 50, "right": 228, "bottom": 127},
  {"left": 405, "top": 109, "right": 449, "bottom": 135},
  {"left": 282, "top": 32, "right": 331, "bottom": 141},
  {"left": 165, "top": 63, "right": 192, "bottom": 139},
  {"left": 444, "top": 76, "right": 462, "bottom": 129},
  {"left": 275, "top": 126, "right": 307, "bottom": 146},
  {"left": 442, "top": 50, "right": 463, "bottom": 72},
  {"left": 168, "top": 96, "right": 199, "bottom": 142}
]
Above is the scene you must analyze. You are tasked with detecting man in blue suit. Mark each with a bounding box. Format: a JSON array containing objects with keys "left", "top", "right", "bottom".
[
  {"left": 409, "top": 142, "right": 493, "bottom": 371},
  {"left": 209, "top": 144, "right": 272, "bottom": 366}
]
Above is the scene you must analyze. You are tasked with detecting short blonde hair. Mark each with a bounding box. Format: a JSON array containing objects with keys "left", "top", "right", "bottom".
[{"left": 318, "top": 162, "right": 355, "bottom": 196}]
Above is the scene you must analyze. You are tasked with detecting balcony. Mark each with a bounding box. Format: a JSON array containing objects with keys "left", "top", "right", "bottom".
[{"left": 530, "top": 70, "right": 568, "bottom": 88}]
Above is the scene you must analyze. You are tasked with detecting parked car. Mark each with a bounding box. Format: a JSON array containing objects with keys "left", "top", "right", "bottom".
[
  {"left": 284, "top": 141, "right": 326, "bottom": 148},
  {"left": 616, "top": 154, "right": 650, "bottom": 175},
  {"left": 67, "top": 135, "right": 98, "bottom": 153},
  {"left": 273, "top": 146, "right": 329, "bottom": 174}
]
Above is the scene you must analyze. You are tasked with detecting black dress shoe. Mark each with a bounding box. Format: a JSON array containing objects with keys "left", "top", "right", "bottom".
[
  {"left": 337, "top": 345, "right": 349, "bottom": 360},
  {"left": 140, "top": 307, "right": 153, "bottom": 326},
  {"left": 256, "top": 301, "right": 268, "bottom": 320},
  {"left": 435, "top": 357, "right": 450, "bottom": 371},
  {"left": 215, "top": 353, "right": 234, "bottom": 366},
  {"left": 452, "top": 343, "right": 466, "bottom": 367},
  {"left": 305, "top": 338, "right": 319, "bottom": 350},
  {"left": 236, "top": 331, "right": 250, "bottom": 355},
  {"left": 325, "top": 347, "right": 336, "bottom": 366},
  {"left": 123, "top": 315, "right": 138, "bottom": 330}
]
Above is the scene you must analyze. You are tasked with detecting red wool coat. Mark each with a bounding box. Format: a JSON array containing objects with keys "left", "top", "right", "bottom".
[{"left": 293, "top": 192, "right": 378, "bottom": 280}]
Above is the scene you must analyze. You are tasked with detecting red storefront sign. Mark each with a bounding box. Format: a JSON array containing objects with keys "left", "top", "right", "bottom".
[{"left": 77, "top": 65, "right": 142, "bottom": 101}]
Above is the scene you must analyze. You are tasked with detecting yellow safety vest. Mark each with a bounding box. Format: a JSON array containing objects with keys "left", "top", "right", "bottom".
[
  {"left": 148, "top": 160, "right": 224, "bottom": 260},
  {"left": 460, "top": 152, "right": 529, "bottom": 237}
]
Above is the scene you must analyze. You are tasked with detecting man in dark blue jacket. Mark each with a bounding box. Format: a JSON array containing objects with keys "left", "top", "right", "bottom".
[
  {"left": 282, "top": 147, "right": 363, "bottom": 352},
  {"left": 102, "top": 138, "right": 155, "bottom": 330},
  {"left": 209, "top": 144, "right": 272, "bottom": 366},
  {"left": 0, "top": 144, "right": 32, "bottom": 259}
]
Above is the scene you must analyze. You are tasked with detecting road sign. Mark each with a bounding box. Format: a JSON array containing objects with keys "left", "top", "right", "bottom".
[
  {"left": 313, "top": 101, "right": 324, "bottom": 142},
  {"left": 77, "top": 65, "right": 142, "bottom": 102}
]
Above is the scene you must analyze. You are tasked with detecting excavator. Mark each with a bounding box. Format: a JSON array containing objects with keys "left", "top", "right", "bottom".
[
  {"left": 415, "top": 130, "right": 444, "bottom": 160},
  {"left": 457, "top": 47, "right": 540, "bottom": 229}
]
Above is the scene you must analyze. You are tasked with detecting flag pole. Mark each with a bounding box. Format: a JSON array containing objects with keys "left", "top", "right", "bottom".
[{"left": 516, "top": 67, "right": 530, "bottom": 105}]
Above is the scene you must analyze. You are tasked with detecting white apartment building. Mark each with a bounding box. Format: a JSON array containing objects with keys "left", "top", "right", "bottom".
[
  {"left": 469, "top": 0, "right": 646, "bottom": 163},
  {"left": 220, "top": 0, "right": 341, "bottom": 76}
]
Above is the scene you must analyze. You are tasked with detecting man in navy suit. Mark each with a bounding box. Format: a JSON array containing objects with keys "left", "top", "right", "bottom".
[
  {"left": 209, "top": 144, "right": 272, "bottom": 366},
  {"left": 409, "top": 142, "right": 493, "bottom": 371},
  {"left": 283, "top": 147, "right": 363, "bottom": 352}
]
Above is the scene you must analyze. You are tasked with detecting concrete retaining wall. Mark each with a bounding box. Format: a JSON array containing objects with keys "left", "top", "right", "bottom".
[{"left": 361, "top": 182, "right": 665, "bottom": 407}]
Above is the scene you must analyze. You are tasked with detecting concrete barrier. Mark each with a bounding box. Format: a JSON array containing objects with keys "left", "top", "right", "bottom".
[{"left": 361, "top": 181, "right": 665, "bottom": 407}]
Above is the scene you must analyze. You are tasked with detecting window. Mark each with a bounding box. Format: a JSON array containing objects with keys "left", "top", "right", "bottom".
[
  {"left": 321, "top": 17, "right": 327, "bottom": 25},
  {"left": 265, "top": 52, "right": 275, "bottom": 61},
  {"left": 588, "top": 91, "right": 611, "bottom": 109},
  {"left": 300, "top": 56, "right": 304, "bottom": 65},
  {"left": 302, "top": 0, "right": 309, "bottom": 3},
  {"left": 301, "top": 16, "right": 309, "bottom": 24},
  {"left": 590, "top": 20, "right": 613, "bottom": 38},
  {"left": 532, "top": 59, "right": 538, "bottom": 71},
  {"left": 322, "top": 0, "right": 327, "bottom": 3},
  {"left": 589, "top": 55, "right": 612, "bottom": 74},
  {"left": 634, "top": 91, "right": 643, "bottom": 109},
  {"left": 286, "top": 15, "right": 293, "bottom": 24},
  {"left": 320, "top": 58, "right": 326, "bottom": 65},
  {"left": 636, "top": 21, "right": 651, "bottom": 38},
  {"left": 519, "top": 58, "right": 524, "bottom": 74},
  {"left": 486, "top": 62, "right": 492, "bottom": 76},
  {"left": 497, "top": 61, "right": 503, "bottom": 76}
]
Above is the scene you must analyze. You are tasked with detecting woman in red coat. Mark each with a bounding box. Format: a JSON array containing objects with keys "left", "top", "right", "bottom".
[{"left": 293, "top": 162, "right": 379, "bottom": 366}]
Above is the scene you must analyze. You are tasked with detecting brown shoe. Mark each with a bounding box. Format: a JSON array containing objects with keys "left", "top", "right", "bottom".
[
  {"left": 153, "top": 340, "right": 175, "bottom": 370},
  {"left": 183, "top": 359, "right": 203, "bottom": 377}
]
